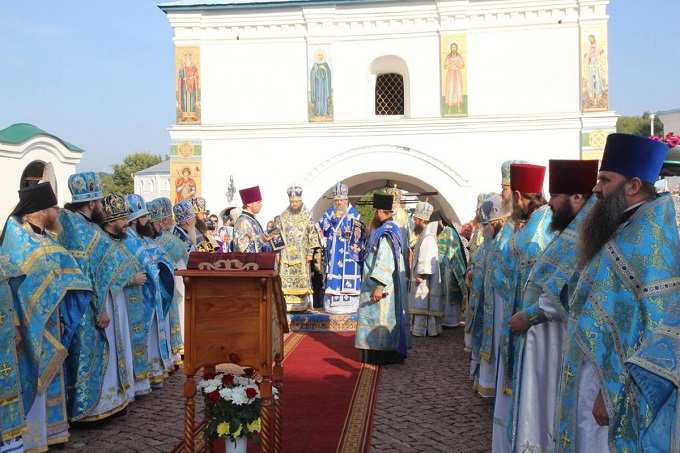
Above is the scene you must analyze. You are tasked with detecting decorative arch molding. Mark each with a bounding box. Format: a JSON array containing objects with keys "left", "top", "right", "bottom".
[
  {"left": 0, "top": 138, "right": 81, "bottom": 164},
  {"left": 302, "top": 144, "right": 471, "bottom": 223}
]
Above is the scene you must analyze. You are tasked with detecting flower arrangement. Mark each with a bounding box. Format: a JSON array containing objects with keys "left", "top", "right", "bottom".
[
  {"left": 650, "top": 132, "right": 680, "bottom": 148},
  {"left": 197, "top": 367, "right": 266, "bottom": 446}
]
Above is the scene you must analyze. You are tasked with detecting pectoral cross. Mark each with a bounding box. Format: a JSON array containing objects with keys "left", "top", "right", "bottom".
[{"left": 0, "top": 362, "right": 13, "bottom": 379}]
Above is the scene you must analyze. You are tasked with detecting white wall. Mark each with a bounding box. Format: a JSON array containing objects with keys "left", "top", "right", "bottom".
[
  {"left": 0, "top": 137, "right": 82, "bottom": 220},
  {"left": 165, "top": 0, "right": 617, "bottom": 224}
]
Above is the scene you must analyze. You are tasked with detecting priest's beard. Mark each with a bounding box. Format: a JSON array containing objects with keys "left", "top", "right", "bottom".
[
  {"left": 195, "top": 218, "right": 208, "bottom": 234},
  {"left": 549, "top": 202, "right": 576, "bottom": 233},
  {"left": 152, "top": 224, "right": 163, "bottom": 239},
  {"left": 511, "top": 202, "right": 526, "bottom": 224},
  {"left": 90, "top": 206, "right": 104, "bottom": 225},
  {"left": 45, "top": 216, "right": 63, "bottom": 235},
  {"left": 290, "top": 206, "right": 302, "bottom": 214},
  {"left": 136, "top": 221, "right": 155, "bottom": 239},
  {"left": 186, "top": 224, "right": 198, "bottom": 244},
  {"left": 370, "top": 213, "right": 382, "bottom": 231},
  {"left": 108, "top": 222, "right": 128, "bottom": 239},
  {"left": 413, "top": 223, "right": 424, "bottom": 235},
  {"left": 577, "top": 182, "right": 628, "bottom": 268}
]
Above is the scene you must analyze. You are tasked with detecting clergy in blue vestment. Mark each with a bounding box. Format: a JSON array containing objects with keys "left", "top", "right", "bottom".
[
  {"left": 480, "top": 162, "right": 527, "bottom": 395},
  {"left": 58, "top": 172, "right": 133, "bottom": 423},
  {"left": 467, "top": 193, "right": 509, "bottom": 397},
  {"left": 149, "top": 197, "right": 189, "bottom": 365},
  {"left": 0, "top": 182, "right": 92, "bottom": 452},
  {"left": 554, "top": 134, "right": 680, "bottom": 452},
  {"left": 625, "top": 294, "right": 680, "bottom": 453},
  {"left": 319, "top": 183, "right": 364, "bottom": 314},
  {"left": 123, "top": 194, "right": 176, "bottom": 388},
  {"left": 491, "top": 163, "right": 556, "bottom": 453},
  {"left": 0, "top": 252, "right": 26, "bottom": 452},
  {"left": 99, "top": 194, "right": 151, "bottom": 399},
  {"left": 506, "top": 159, "right": 598, "bottom": 452},
  {"left": 172, "top": 200, "right": 198, "bottom": 253},
  {"left": 233, "top": 186, "right": 273, "bottom": 253},
  {"left": 356, "top": 194, "right": 410, "bottom": 365}
]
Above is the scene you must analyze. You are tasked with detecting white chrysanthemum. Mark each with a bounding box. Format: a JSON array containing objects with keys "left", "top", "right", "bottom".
[
  {"left": 231, "top": 387, "right": 250, "bottom": 406},
  {"left": 272, "top": 386, "right": 280, "bottom": 400},
  {"left": 203, "top": 384, "right": 218, "bottom": 394},
  {"left": 219, "top": 387, "right": 233, "bottom": 401}
]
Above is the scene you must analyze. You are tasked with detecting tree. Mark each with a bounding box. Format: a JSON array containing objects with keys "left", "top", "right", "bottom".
[
  {"left": 616, "top": 111, "right": 664, "bottom": 138},
  {"left": 103, "top": 152, "right": 167, "bottom": 195},
  {"left": 355, "top": 188, "right": 386, "bottom": 221}
]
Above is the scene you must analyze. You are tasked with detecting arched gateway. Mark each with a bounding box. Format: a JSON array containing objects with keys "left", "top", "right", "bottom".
[{"left": 303, "top": 145, "right": 469, "bottom": 224}]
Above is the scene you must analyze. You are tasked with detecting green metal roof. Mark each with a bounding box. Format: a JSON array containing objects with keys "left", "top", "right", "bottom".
[
  {"left": 158, "top": 0, "right": 397, "bottom": 11},
  {"left": 0, "top": 123, "right": 84, "bottom": 152}
]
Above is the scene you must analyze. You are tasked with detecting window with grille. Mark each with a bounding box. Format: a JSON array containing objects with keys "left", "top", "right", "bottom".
[{"left": 375, "top": 73, "right": 404, "bottom": 115}]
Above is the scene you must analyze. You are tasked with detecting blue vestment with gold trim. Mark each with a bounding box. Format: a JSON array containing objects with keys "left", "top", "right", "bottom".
[
  {"left": 320, "top": 204, "right": 364, "bottom": 296},
  {"left": 355, "top": 221, "right": 410, "bottom": 356},
  {"left": 498, "top": 205, "right": 555, "bottom": 393},
  {"left": 123, "top": 229, "right": 175, "bottom": 374},
  {"left": 57, "top": 209, "right": 134, "bottom": 420},
  {"left": 555, "top": 193, "right": 680, "bottom": 452},
  {"left": 1, "top": 217, "right": 92, "bottom": 436},
  {"left": 155, "top": 231, "right": 189, "bottom": 355},
  {"left": 0, "top": 252, "right": 25, "bottom": 443},
  {"left": 481, "top": 222, "right": 515, "bottom": 362},
  {"left": 626, "top": 293, "right": 680, "bottom": 453}
]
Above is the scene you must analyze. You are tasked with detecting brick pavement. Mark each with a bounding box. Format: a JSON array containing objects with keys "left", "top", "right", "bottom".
[
  {"left": 51, "top": 327, "right": 493, "bottom": 452},
  {"left": 371, "top": 327, "right": 493, "bottom": 452}
]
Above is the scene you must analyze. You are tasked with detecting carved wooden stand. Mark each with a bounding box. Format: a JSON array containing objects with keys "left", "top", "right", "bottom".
[{"left": 177, "top": 264, "right": 287, "bottom": 453}]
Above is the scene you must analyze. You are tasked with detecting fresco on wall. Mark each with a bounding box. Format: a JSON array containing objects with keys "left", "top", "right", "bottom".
[
  {"left": 440, "top": 34, "right": 468, "bottom": 117},
  {"left": 176, "top": 47, "right": 201, "bottom": 124},
  {"left": 308, "top": 44, "right": 333, "bottom": 122},
  {"left": 170, "top": 140, "right": 202, "bottom": 204},
  {"left": 581, "top": 28, "right": 609, "bottom": 111},
  {"left": 581, "top": 128, "right": 612, "bottom": 161}
]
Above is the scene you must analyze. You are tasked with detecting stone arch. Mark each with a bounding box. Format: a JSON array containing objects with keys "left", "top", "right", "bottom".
[{"left": 302, "top": 145, "right": 470, "bottom": 224}]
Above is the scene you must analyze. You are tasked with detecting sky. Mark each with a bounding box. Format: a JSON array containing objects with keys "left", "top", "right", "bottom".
[{"left": 1, "top": 0, "right": 679, "bottom": 173}]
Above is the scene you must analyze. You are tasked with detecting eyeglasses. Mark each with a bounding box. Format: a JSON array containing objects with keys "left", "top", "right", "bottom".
[{"left": 50, "top": 205, "right": 60, "bottom": 211}]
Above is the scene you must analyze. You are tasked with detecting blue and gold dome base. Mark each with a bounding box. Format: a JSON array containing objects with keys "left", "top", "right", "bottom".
[{"left": 286, "top": 309, "right": 358, "bottom": 332}]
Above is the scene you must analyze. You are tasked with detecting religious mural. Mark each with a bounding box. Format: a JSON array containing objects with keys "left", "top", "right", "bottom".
[
  {"left": 581, "top": 128, "right": 612, "bottom": 161},
  {"left": 440, "top": 34, "right": 468, "bottom": 117},
  {"left": 308, "top": 44, "right": 333, "bottom": 122},
  {"left": 170, "top": 140, "right": 202, "bottom": 204},
  {"left": 581, "top": 28, "right": 609, "bottom": 111},
  {"left": 175, "top": 46, "right": 201, "bottom": 124}
]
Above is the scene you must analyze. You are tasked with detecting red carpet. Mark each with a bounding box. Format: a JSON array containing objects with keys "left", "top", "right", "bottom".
[
  {"left": 172, "top": 332, "right": 380, "bottom": 452},
  {"left": 282, "top": 332, "right": 378, "bottom": 453}
]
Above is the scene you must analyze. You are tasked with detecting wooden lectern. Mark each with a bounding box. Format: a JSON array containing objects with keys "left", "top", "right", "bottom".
[{"left": 177, "top": 253, "right": 288, "bottom": 453}]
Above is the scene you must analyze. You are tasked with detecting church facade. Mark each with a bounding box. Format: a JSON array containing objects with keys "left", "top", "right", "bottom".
[{"left": 159, "top": 0, "right": 616, "bottom": 223}]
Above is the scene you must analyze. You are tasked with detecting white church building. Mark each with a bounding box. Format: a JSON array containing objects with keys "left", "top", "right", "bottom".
[
  {"left": 159, "top": 0, "right": 617, "bottom": 224},
  {"left": 0, "top": 123, "right": 84, "bottom": 219}
]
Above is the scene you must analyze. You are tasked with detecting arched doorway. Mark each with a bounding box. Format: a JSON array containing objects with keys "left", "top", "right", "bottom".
[
  {"left": 302, "top": 145, "right": 471, "bottom": 224},
  {"left": 20, "top": 161, "right": 57, "bottom": 195}
]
